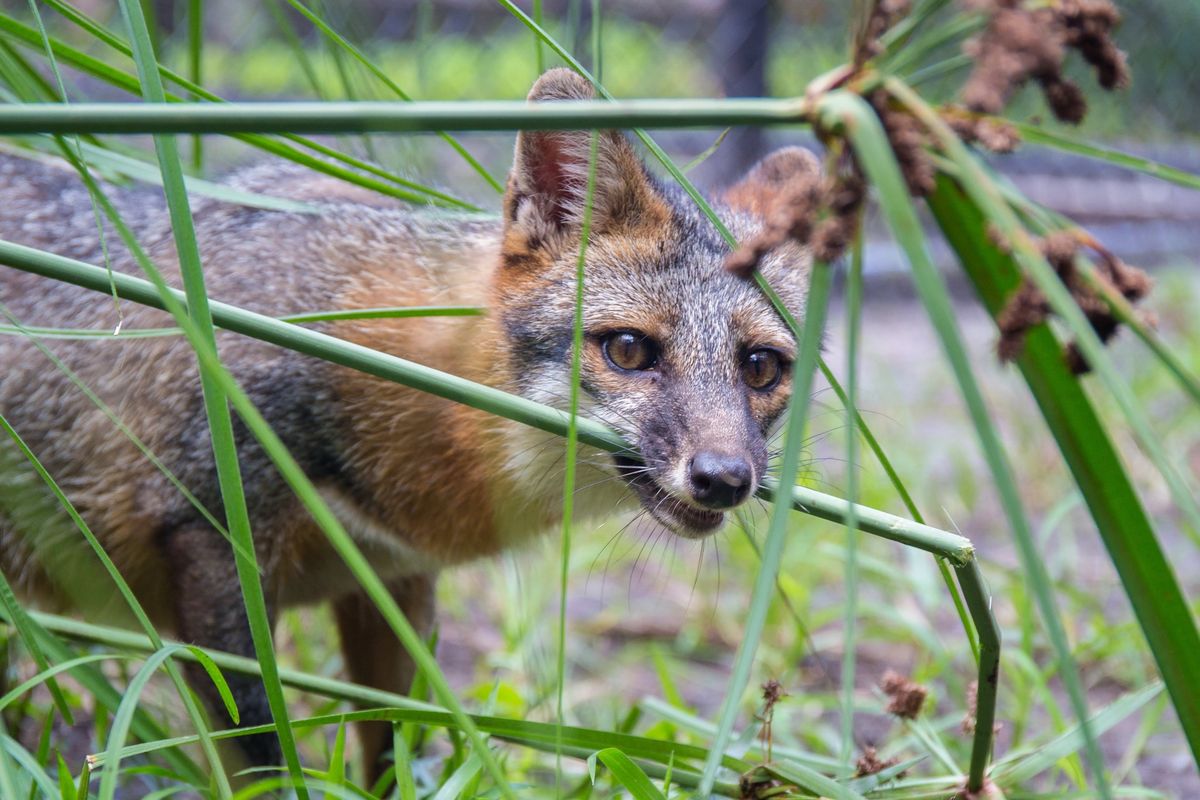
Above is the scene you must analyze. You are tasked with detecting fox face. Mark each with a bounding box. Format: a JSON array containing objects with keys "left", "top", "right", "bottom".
[{"left": 494, "top": 69, "right": 816, "bottom": 538}]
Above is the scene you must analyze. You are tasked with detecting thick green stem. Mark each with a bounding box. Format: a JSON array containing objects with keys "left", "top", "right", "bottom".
[
  {"left": 956, "top": 559, "right": 1002, "bottom": 789},
  {"left": 0, "top": 98, "right": 810, "bottom": 134}
]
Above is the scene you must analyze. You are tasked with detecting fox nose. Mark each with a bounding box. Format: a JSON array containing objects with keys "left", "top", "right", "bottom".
[{"left": 688, "top": 452, "right": 753, "bottom": 509}]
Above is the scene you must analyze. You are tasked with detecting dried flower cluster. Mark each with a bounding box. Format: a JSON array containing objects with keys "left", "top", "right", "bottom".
[
  {"left": 725, "top": 163, "right": 866, "bottom": 277},
  {"left": 944, "top": 110, "right": 1021, "bottom": 153},
  {"left": 869, "top": 89, "right": 938, "bottom": 195},
  {"left": 996, "top": 230, "right": 1152, "bottom": 373},
  {"left": 881, "top": 670, "right": 929, "bottom": 720},
  {"left": 855, "top": 746, "right": 902, "bottom": 778},
  {"left": 856, "top": 0, "right": 914, "bottom": 65},
  {"left": 961, "top": 0, "right": 1129, "bottom": 124},
  {"left": 761, "top": 678, "right": 787, "bottom": 708}
]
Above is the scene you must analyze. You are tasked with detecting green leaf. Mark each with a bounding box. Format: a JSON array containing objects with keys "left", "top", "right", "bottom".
[
  {"left": 431, "top": 752, "right": 483, "bottom": 800},
  {"left": 115, "top": 0, "right": 306, "bottom": 792},
  {"left": 761, "top": 761, "right": 866, "bottom": 800},
  {"left": 1, "top": 735, "right": 60, "bottom": 798},
  {"left": 1012, "top": 122, "right": 1200, "bottom": 191},
  {"left": 96, "top": 645, "right": 204, "bottom": 800},
  {"left": 327, "top": 718, "right": 347, "bottom": 786},
  {"left": 392, "top": 724, "right": 417, "bottom": 800},
  {"left": 185, "top": 646, "right": 238, "bottom": 725},
  {"left": 993, "top": 683, "right": 1163, "bottom": 786},
  {"left": 818, "top": 88, "right": 1024, "bottom": 795},
  {"left": 55, "top": 753, "right": 74, "bottom": 800},
  {"left": 0, "top": 569, "right": 73, "bottom": 723},
  {"left": 588, "top": 749, "right": 666, "bottom": 800},
  {"left": 0, "top": 654, "right": 132, "bottom": 712}
]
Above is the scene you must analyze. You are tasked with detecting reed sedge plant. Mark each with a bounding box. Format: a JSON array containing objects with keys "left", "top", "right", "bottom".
[{"left": 0, "top": 0, "right": 1197, "bottom": 797}]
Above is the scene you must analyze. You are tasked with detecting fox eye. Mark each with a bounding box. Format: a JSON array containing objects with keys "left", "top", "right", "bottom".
[
  {"left": 743, "top": 349, "right": 784, "bottom": 391},
  {"left": 603, "top": 331, "right": 659, "bottom": 372}
]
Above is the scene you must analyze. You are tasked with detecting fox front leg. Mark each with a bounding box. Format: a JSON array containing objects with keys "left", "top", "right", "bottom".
[
  {"left": 333, "top": 573, "right": 437, "bottom": 787},
  {"left": 162, "top": 525, "right": 283, "bottom": 770}
]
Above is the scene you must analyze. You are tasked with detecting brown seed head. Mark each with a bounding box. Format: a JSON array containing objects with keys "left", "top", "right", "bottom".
[
  {"left": 855, "top": 746, "right": 902, "bottom": 777},
  {"left": 881, "top": 670, "right": 928, "bottom": 720}
]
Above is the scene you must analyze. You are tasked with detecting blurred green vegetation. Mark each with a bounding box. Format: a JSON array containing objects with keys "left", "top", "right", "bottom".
[
  {"left": 124, "top": 0, "right": 1195, "bottom": 143},
  {"left": 28, "top": 1, "right": 1197, "bottom": 141}
]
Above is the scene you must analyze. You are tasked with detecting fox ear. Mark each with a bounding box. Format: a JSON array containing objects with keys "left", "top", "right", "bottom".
[
  {"left": 722, "top": 146, "right": 822, "bottom": 217},
  {"left": 504, "top": 68, "right": 666, "bottom": 242}
]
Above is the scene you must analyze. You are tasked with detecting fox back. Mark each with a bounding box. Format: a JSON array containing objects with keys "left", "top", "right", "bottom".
[{"left": 0, "top": 68, "right": 816, "bottom": 777}]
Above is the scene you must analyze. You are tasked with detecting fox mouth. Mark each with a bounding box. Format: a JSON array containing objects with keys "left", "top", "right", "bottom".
[{"left": 613, "top": 455, "right": 726, "bottom": 537}]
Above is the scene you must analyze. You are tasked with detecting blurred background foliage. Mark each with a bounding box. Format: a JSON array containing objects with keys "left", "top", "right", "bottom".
[{"left": 55, "top": 0, "right": 1200, "bottom": 135}]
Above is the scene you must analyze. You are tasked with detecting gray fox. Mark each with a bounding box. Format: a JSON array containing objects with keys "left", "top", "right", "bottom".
[{"left": 0, "top": 69, "right": 814, "bottom": 778}]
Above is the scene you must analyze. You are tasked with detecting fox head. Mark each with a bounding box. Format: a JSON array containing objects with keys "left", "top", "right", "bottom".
[{"left": 494, "top": 68, "right": 816, "bottom": 539}]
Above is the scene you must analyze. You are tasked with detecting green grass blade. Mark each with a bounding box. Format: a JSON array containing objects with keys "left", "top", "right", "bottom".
[
  {"left": 431, "top": 752, "right": 483, "bottom": 800},
  {"left": 55, "top": 752, "right": 73, "bottom": 800},
  {"left": 761, "top": 761, "right": 866, "bottom": 800},
  {"left": 927, "top": 173, "right": 1200, "bottom": 773},
  {"left": 25, "top": 609, "right": 442, "bottom": 715},
  {"left": 97, "top": 645, "right": 206, "bottom": 800},
  {"left": 840, "top": 229, "right": 864, "bottom": 770},
  {"left": 0, "top": 654, "right": 131, "bottom": 712},
  {"left": 0, "top": 36, "right": 57, "bottom": 101},
  {"left": 698, "top": 261, "right": 835, "bottom": 794},
  {"left": 115, "top": 0, "right": 306, "bottom": 791},
  {"left": 993, "top": 683, "right": 1163, "bottom": 786},
  {"left": 0, "top": 305, "right": 480, "bottom": 339},
  {"left": 7, "top": 138, "right": 316, "bottom": 212},
  {"left": 0, "top": 571, "right": 73, "bottom": 723},
  {"left": 1011, "top": 121, "right": 1200, "bottom": 190},
  {"left": 92, "top": 706, "right": 750, "bottom": 777},
  {"left": 283, "top": 306, "right": 484, "bottom": 323},
  {"left": 955, "top": 559, "right": 1002, "bottom": 786},
  {"left": 589, "top": 749, "right": 666, "bottom": 800},
  {"left": 1, "top": 735, "right": 58, "bottom": 798},
  {"left": 556, "top": 131, "right": 599, "bottom": 788},
  {"left": 817, "top": 89, "right": 1036, "bottom": 794},
  {"left": 0, "top": 97, "right": 812, "bottom": 133},
  {"left": 282, "top": 0, "right": 503, "bottom": 193},
  {"left": 186, "top": 0, "right": 202, "bottom": 172}
]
